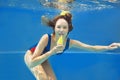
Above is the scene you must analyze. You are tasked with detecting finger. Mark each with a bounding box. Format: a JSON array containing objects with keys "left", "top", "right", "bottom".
[
  {"left": 110, "top": 45, "right": 116, "bottom": 47},
  {"left": 56, "top": 51, "right": 63, "bottom": 54},
  {"left": 110, "top": 46, "right": 118, "bottom": 50},
  {"left": 57, "top": 44, "right": 64, "bottom": 47},
  {"left": 56, "top": 46, "right": 63, "bottom": 50}
]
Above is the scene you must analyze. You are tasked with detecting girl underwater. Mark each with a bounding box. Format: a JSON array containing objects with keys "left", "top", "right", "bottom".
[{"left": 24, "top": 11, "right": 119, "bottom": 80}]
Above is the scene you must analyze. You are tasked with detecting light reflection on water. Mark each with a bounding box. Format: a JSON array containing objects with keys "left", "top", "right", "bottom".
[{"left": 0, "top": 0, "right": 120, "bottom": 12}]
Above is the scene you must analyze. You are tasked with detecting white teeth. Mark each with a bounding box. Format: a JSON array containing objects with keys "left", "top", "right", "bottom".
[
  {"left": 59, "top": 32, "right": 64, "bottom": 34},
  {"left": 59, "top": 33, "right": 63, "bottom": 35}
]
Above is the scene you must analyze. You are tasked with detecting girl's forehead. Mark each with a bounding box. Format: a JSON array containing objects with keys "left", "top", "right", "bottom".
[{"left": 56, "top": 19, "right": 68, "bottom": 25}]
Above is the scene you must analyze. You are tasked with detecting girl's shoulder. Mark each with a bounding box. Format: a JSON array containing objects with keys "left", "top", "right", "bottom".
[{"left": 41, "top": 34, "right": 49, "bottom": 39}]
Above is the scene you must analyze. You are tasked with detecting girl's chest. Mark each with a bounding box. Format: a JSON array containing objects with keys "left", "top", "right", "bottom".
[{"left": 50, "top": 40, "right": 66, "bottom": 50}]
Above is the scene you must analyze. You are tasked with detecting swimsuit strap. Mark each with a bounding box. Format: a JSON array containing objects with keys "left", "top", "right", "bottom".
[
  {"left": 45, "top": 34, "right": 51, "bottom": 51},
  {"left": 63, "top": 38, "right": 70, "bottom": 51}
]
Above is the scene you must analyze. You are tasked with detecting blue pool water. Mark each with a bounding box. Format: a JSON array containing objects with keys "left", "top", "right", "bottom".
[{"left": 0, "top": 0, "right": 120, "bottom": 80}]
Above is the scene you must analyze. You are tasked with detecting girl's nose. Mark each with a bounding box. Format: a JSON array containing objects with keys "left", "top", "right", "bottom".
[
  {"left": 60, "top": 28, "right": 64, "bottom": 31},
  {"left": 58, "top": 29, "right": 63, "bottom": 33}
]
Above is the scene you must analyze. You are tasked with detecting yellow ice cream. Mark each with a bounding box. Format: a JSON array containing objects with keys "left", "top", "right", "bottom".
[{"left": 57, "top": 35, "right": 63, "bottom": 45}]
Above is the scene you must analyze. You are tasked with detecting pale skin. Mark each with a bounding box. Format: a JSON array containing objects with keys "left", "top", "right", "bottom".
[{"left": 24, "top": 18, "right": 118, "bottom": 80}]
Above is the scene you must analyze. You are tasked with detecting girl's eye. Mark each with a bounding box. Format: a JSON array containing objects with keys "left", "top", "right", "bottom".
[
  {"left": 63, "top": 26, "right": 67, "bottom": 29},
  {"left": 57, "top": 26, "right": 61, "bottom": 28}
]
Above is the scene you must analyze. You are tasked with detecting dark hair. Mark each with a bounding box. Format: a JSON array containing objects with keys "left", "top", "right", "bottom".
[{"left": 47, "top": 13, "right": 73, "bottom": 34}]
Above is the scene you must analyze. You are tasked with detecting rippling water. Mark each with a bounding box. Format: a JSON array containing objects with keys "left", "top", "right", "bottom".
[{"left": 0, "top": 0, "right": 120, "bottom": 12}]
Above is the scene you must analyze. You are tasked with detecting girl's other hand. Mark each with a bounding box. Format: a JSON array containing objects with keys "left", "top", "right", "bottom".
[
  {"left": 108, "top": 43, "right": 120, "bottom": 50},
  {"left": 50, "top": 45, "right": 64, "bottom": 55}
]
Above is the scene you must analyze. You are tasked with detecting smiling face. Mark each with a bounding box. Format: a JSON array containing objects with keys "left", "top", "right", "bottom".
[{"left": 54, "top": 18, "right": 69, "bottom": 38}]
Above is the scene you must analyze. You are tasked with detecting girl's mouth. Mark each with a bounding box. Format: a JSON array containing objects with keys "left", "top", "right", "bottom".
[
  {"left": 59, "top": 33, "right": 64, "bottom": 36},
  {"left": 58, "top": 32, "right": 64, "bottom": 35}
]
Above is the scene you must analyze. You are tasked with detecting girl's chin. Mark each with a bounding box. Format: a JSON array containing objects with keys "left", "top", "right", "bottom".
[{"left": 59, "top": 34, "right": 64, "bottom": 36}]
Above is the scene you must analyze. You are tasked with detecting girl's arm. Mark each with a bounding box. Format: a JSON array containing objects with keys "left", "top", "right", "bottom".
[
  {"left": 29, "top": 34, "right": 51, "bottom": 68},
  {"left": 69, "top": 39, "right": 118, "bottom": 52},
  {"left": 29, "top": 34, "right": 63, "bottom": 68}
]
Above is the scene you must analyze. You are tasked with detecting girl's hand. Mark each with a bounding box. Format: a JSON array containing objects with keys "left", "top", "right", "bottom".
[
  {"left": 108, "top": 43, "right": 120, "bottom": 50},
  {"left": 50, "top": 45, "right": 64, "bottom": 55}
]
